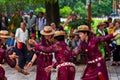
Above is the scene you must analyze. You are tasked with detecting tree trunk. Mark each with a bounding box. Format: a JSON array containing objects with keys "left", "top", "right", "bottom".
[
  {"left": 45, "top": 0, "right": 60, "bottom": 26},
  {"left": 45, "top": 2, "right": 52, "bottom": 25}
]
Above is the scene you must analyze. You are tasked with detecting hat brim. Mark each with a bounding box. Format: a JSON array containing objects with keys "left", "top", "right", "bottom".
[
  {"left": 0, "top": 35, "right": 10, "bottom": 38},
  {"left": 54, "top": 34, "right": 65, "bottom": 37},
  {"left": 40, "top": 30, "right": 55, "bottom": 35},
  {"left": 77, "top": 30, "right": 90, "bottom": 32}
]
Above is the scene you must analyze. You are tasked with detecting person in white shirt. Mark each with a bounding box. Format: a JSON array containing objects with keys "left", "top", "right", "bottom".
[{"left": 14, "top": 22, "right": 28, "bottom": 69}]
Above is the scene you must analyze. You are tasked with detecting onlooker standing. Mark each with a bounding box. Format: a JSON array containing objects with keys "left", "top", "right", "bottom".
[
  {"left": 1, "top": 12, "right": 8, "bottom": 30},
  {"left": 23, "top": 13, "right": 28, "bottom": 29},
  {"left": 71, "top": 34, "right": 81, "bottom": 64},
  {"left": 112, "top": 21, "right": 120, "bottom": 65},
  {"left": 50, "top": 22, "right": 56, "bottom": 30},
  {"left": 107, "top": 17, "right": 112, "bottom": 24},
  {"left": 27, "top": 11, "right": 36, "bottom": 34},
  {"left": 107, "top": 22, "right": 116, "bottom": 53},
  {"left": 107, "top": 22, "right": 115, "bottom": 34},
  {"left": 15, "top": 22, "right": 28, "bottom": 69},
  {"left": 36, "top": 12, "right": 46, "bottom": 38},
  {"left": 72, "top": 34, "right": 81, "bottom": 49},
  {"left": 50, "top": 22, "right": 60, "bottom": 31},
  {"left": 96, "top": 22, "right": 106, "bottom": 57}
]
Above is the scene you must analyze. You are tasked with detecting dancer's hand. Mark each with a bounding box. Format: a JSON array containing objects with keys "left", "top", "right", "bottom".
[
  {"left": 25, "top": 61, "right": 33, "bottom": 70},
  {"left": 45, "top": 65, "right": 53, "bottom": 73}
]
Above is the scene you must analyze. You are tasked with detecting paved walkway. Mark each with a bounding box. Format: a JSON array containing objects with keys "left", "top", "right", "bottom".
[{"left": 3, "top": 61, "right": 120, "bottom": 80}]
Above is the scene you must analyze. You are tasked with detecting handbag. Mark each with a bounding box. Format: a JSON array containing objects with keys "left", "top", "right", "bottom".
[{"left": 17, "top": 42, "right": 23, "bottom": 49}]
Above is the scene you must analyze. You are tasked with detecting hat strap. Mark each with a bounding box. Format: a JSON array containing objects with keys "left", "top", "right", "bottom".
[{"left": 44, "top": 30, "right": 52, "bottom": 33}]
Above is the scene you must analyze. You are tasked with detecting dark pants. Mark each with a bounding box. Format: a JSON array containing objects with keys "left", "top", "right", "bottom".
[
  {"left": 14, "top": 43, "right": 27, "bottom": 69},
  {"left": 26, "top": 50, "right": 34, "bottom": 63},
  {"left": 38, "top": 31, "right": 41, "bottom": 39},
  {"left": 113, "top": 45, "right": 120, "bottom": 62}
]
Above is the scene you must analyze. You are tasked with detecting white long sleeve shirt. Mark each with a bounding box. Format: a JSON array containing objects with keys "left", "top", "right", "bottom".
[{"left": 15, "top": 28, "right": 28, "bottom": 44}]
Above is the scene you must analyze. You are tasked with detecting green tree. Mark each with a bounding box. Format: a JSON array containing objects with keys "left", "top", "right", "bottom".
[
  {"left": 74, "top": 1, "right": 87, "bottom": 17},
  {"left": 60, "top": 6, "right": 72, "bottom": 17},
  {"left": 35, "top": 7, "right": 45, "bottom": 15},
  {"left": 92, "top": 0, "right": 112, "bottom": 17},
  {"left": 0, "top": 0, "right": 60, "bottom": 26}
]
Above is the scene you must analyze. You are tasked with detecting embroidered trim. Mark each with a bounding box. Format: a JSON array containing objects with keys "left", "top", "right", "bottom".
[{"left": 88, "top": 57, "right": 103, "bottom": 64}]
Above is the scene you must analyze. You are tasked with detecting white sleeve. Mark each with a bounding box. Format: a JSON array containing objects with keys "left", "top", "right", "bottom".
[
  {"left": 15, "top": 28, "right": 20, "bottom": 38},
  {"left": 14, "top": 28, "right": 19, "bottom": 46}
]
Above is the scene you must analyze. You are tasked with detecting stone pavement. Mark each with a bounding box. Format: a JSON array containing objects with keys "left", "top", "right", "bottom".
[{"left": 3, "top": 61, "right": 120, "bottom": 80}]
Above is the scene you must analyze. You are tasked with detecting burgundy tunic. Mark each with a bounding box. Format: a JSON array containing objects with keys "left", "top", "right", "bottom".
[
  {"left": 39, "top": 41, "right": 76, "bottom": 80},
  {"left": 49, "top": 41, "right": 74, "bottom": 67},
  {"left": 0, "top": 48, "right": 16, "bottom": 80},
  {"left": 35, "top": 42, "right": 53, "bottom": 80},
  {"left": 74, "top": 34, "right": 114, "bottom": 80}
]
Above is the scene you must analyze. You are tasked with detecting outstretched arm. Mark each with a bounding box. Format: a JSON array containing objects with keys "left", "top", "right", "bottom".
[
  {"left": 72, "top": 44, "right": 82, "bottom": 56},
  {"left": 97, "top": 31, "right": 120, "bottom": 42},
  {"left": 26, "top": 54, "right": 37, "bottom": 70},
  {"left": 36, "top": 43, "right": 57, "bottom": 53}
]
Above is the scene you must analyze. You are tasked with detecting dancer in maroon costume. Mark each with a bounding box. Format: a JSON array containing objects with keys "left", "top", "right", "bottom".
[
  {"left": 38, "top": 31, "right": 76, "bottom": 80},
  {"left": 74, "top": 25, "right": 120, "bottom": 80},
  {"left": 26, "top": 26, "right": 55, "bottom": 80},
  {"left": 0, "top": 30, "right": 28, "bottom": 80}
]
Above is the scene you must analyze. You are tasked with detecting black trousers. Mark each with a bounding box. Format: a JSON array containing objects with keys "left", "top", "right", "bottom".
[
  {"left": 113, "top": 45, "right": 120, "bottom": 62},
  {"left": 14, "top": 43, "right": 27, "bottom": 69}
]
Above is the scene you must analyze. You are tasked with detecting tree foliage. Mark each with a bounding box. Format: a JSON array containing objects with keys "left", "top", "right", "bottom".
[
  {"left": 0, "top": 0, "right": 115, "bottom": 18},
  {"left": 60, "top": 6, "right": 72, "bottom": 17},
  {"left": 35, "top": 7, "right": 45, "bottom": 14},
  {"left": 74, "top": 1, "right": 87, "bottom": 17},
  {"left": 68, "top": 17, "right": 88, "bottom": 29},
  {"left": 92, "top": 0, "right": 112, "bottom": 17}
]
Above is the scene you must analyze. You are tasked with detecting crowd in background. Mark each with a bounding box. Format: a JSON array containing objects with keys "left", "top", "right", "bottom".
[{"left": 0, "top": 11, "right": 120, "bottom": 69}]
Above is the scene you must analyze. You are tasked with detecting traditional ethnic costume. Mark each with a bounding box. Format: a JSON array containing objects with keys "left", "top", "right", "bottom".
[
  {"left": 0, "top": 30, "right": 16, "bottom": 80},
  {"left": 34, "top": 26, "right": 55, "bottom": 80},
  {"left": 74, "top": 25, "right": 114, "bottom": 80},
  {"left": 0, "top": 49, "right": 16, "bottom": 80},
  {"left": 39, "top": 31, "right": 76, "bottom": 80}
]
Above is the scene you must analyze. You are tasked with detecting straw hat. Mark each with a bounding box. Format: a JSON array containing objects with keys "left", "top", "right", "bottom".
[
  {"left": 77, "top": 25, "right": 89, "bottom": 32},
  {"left": 54, "top": 31, "right": 65, "bottom": 37},
  {"left": 0, "top": 30, "right": 10, "bottom": 38},
  {"left": 98, "top": 22, "right": 105, "bottom": 26},
  {"left": 40, "top": 26, "right": 55, "bottom": 35}
]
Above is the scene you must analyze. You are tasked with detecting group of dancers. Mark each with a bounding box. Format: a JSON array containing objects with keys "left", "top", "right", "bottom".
[{"left": 0, "top": 25, "right": 120, "bottom": 80}]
